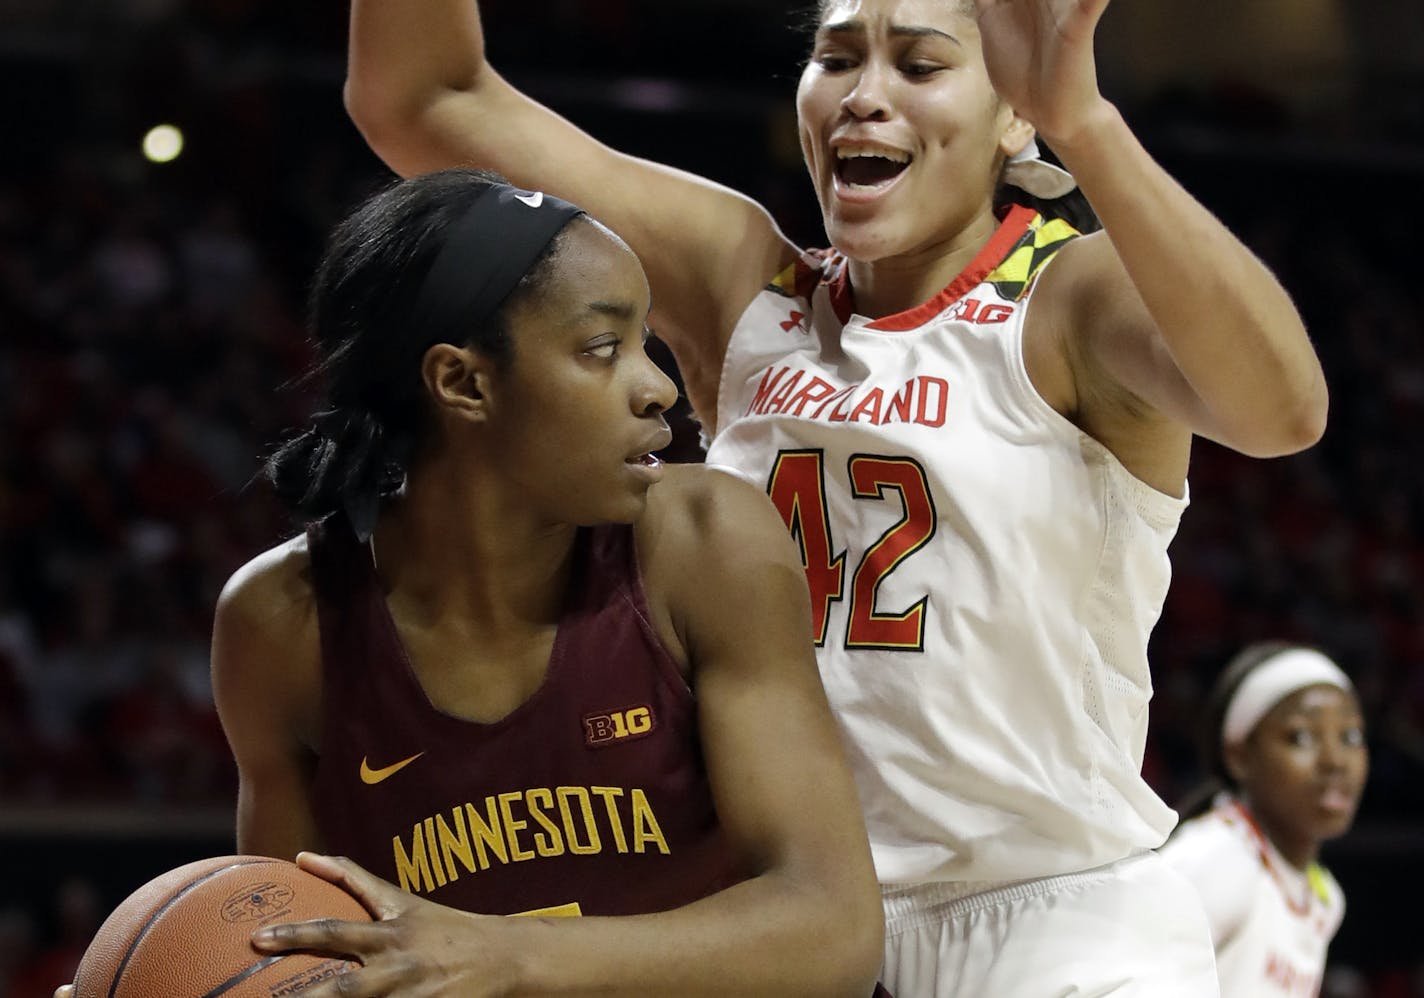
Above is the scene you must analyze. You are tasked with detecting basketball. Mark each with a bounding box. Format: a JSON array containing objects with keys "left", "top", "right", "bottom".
[{"left": 72, "top": 855, "right": 371, "bottom": 998}]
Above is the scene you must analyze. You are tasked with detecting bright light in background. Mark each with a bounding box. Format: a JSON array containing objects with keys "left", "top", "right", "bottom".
[{"left": 141, "top": 124, "right": 184, "bottom": 163}]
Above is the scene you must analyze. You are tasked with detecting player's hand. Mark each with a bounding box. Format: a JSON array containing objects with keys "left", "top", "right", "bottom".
[
  {"left": 251, "top": 852, "right": 515, "bottom": 997},
  {"left": 53, "top": 987, "right": 74, "bottom": 998},
  {"left": 972, "top": 0, "right": 1113, "bottom": 145}
]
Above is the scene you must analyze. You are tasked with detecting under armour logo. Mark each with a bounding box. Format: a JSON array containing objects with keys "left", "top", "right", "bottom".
[{"left": 780, "top": 310, "right": 807, "bottom": 333}]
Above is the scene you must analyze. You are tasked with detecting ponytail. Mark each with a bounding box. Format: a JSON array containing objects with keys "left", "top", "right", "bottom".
[{"left": 266, "top": 406, "right": 414, "bottom": 542}]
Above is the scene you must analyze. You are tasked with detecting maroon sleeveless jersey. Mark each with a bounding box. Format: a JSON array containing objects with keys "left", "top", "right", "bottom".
[{"left": 306, "top": 518, "right": 742, "bottom": 916}]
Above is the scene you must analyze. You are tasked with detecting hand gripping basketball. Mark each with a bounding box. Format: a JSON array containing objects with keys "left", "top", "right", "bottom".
[
  {"left": 247, "top": 852, "right": 514, "bottom": 997},
  {"left": 68, "top": 854, "right": 372, "bottom": 998}
]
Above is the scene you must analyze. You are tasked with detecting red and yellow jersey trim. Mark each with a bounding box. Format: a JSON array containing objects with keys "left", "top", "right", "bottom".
[
  {"left": 1222, "top": 799, "right": 1334, "bottom": 914},
  {"left": 803, "top": 206, "right": 1079, "bottom": 332}
]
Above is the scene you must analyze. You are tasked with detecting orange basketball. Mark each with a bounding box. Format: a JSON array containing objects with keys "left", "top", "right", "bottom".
[{"left": 72, "top": 855, "right": 371, "bottom": 998}]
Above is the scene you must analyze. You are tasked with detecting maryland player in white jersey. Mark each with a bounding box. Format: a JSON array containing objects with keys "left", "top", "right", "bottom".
[
  {"left": 344, "top": 0, "right": 1330, "bottom": 992},
  {"left": 707, "top": 206, "right": 1216, "bottom": 996},
  {"left": 708, "top": 209, "right": 1181, "bottom": 886},
  {"left": 1165, "top": 800, "right": 1344, "bottom": 997},
  {"left": 1161, "top": 644, "right": 1367, "bottom": 997}
]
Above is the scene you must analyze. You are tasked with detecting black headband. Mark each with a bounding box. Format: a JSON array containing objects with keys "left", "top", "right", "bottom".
[{"left": 408, "top": 182, "right": 585, "bottom": 342}]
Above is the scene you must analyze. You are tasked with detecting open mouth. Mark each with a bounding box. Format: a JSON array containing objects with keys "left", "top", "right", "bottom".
[
  {"left": 1318, "top": 787, "right": 1357, "bottom": 814},
  {"left": 624, "top": 449, "right": 666, "bottom": 486},
  {"left": 626, "top": 426, "right": 671, "bottom": 472},
  {"left": 834, "top": 143, "right": 912, "bottom": 189}
]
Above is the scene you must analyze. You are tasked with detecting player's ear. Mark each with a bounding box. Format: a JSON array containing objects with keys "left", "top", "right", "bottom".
[
  {"left": 422, "top": 343, "right": 493, "bottom": 422},
  {"left": 998, "top": 117, "right": 1035, "bottom": 162},
  {"left": 1222, "top": 740, "right": 1250, "bottom": 785}
]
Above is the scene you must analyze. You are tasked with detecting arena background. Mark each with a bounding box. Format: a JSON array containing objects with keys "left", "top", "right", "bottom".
[{"left": 1, "top": 0, "right": 1421, "bottom": 994}]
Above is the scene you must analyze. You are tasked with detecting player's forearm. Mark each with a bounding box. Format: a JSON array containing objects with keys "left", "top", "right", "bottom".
[
  {"left": 502, "top": 869, "right": 883, "bottom": 997},
  {"left": 1050, "top": 103, "right": 1328, "bottom": 456}
]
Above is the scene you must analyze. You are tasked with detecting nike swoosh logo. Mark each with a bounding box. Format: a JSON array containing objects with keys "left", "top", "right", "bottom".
[
  {"left": 359, "top": 752, "right": 424, "bottom": 785},
  {"left": 514, "top": 191, "right": 544, "bottom": 208}
]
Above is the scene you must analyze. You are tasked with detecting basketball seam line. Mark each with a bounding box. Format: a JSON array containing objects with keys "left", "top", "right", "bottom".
[
  {"left": 201, "top": 955, "right": 288, "bottom": 998},
  {"left": 108, "top": 859, "right": 269, "bottom": 998}
]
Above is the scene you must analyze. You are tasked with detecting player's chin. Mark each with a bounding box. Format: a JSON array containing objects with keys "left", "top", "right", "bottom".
[
  {"left": 824, "top": 216, "right": 908, "bottom": 264},
  {"left": 579, "top": 481, "right": 656, "bottom": 526},
  {"left": 616, "top": 483, "right": 657, "bottom": 522},
  {"left": 1316, "top": 804, "right": 1360, "bottom": 837}
]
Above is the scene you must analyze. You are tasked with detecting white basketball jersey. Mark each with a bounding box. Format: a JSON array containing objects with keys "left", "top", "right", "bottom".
[
  {"left": 1160, "top": 797, "right": 1344, "bottom": 997},
  {"left": 706, "top": 207, "right": 1184, "bottom": 884}
]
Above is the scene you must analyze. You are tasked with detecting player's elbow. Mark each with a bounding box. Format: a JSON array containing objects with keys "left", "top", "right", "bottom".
[
  {"left": 1235, "top": 381, "right": 1329, "bottom": 458},
  {"left": 1279, "top": 388, "right": 1328, "bottom": 455},
  {"left": 1291, "top": 377, "right": 1330, "bottom": 450},
  {"left": 343, "top": 77, "right": 400, "bottom": 148},
  {"left": 808, "top": 877, "right": 885, "bottom": 997},
  {"left": 842, "top": 900, "right": 888, "bottom": 996},
  {"left": 343, "top": 80, "right": 439, "bottom": 180},
  {"left": 1257, "top": 337, "right": 1331, "bottom": 456}
]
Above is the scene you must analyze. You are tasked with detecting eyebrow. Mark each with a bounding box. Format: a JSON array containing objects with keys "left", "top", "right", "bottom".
[
  {"left": 821, "top": 20, "right": 963, "bottom": 47},
  {"left": 1278, "top": 705, "right": 1364, "bottom": 720},
  {"left": 586, "top": 300, "right": 639, "bottom": 322}
]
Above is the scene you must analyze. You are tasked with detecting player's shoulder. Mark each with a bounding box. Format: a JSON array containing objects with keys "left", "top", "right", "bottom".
[
  {"left": 220, "top": 532, "right": 311, "bottom": 607},
  {"left": 644, "top": 463, "right": 781, "bottom": 532},
  {"left": 211, "top": 534, "right": 324, "bottom": 753},
  {"left": 215, "top": 533, "right": 318, "bottom": 646},
  {"left": 763, "top": 249, "right": 832, "bottom": 303},
  {"left": 1319, "top": 864, "right": 1346, "bottom": 932},
  {"left": 1162, "top": 805, "right": 1263, "bottom": 884},
  {"left": 1314, "top": 863, "right": 1344, "bottom": 908},
  {"left": 638, "top": 464, "right": 798, "bottom": 572},
  {"left": 1161, "top": 807, "right": 1266, "bottom": 944}
]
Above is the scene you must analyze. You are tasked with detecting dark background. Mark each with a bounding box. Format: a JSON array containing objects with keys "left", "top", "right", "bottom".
[{"left": 1, "top": 1, "right": 1422, "bottom": 994}]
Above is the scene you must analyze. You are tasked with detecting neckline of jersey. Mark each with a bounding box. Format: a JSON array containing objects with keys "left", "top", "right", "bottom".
[
  {"left": 824, "top": 204, "right": 1038, "bottom": 333},
  {"left": 1223, "top": 796, "right": 1330, "bottom": 916},
  {"left": 359, "top": 525, "right": 584, "bottom": 734}
]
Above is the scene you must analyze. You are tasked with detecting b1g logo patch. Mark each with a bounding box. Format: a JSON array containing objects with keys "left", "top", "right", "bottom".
[{"left": 584, "top": 705, "right": 656, "bottom": 747}]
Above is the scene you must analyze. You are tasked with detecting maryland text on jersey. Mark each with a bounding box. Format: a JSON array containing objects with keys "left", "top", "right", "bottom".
[
  {"left": 392, "top": 785, "right": 671, "bottom": 894},
  {"left": 745, "top": 370, "right": 950, "bottom": 427}
]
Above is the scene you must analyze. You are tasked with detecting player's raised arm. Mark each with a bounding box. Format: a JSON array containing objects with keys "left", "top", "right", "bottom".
[
  {"left": 345, "top": 0, "right": 797, "bottom": 410},
  {"left": 974, "top": 0, "right": 1327, "bottom": 460}
]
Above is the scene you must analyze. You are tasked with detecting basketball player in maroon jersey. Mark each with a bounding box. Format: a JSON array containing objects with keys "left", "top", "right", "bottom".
[{"left": 52, "top": 169, "right": 883, "bottom": 997}]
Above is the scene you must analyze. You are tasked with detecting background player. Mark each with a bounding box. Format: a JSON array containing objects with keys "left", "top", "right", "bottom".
[
  {"left": 343, "top": 0, "right": 1325, "bottom": 993},
  {"left": 1160, "top": 643, "right": 1368, "bottom": 997}
]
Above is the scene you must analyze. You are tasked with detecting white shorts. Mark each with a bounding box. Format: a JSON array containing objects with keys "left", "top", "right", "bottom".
[{"left": 880, "top": 851, "right": 1219, "bottom": 997}]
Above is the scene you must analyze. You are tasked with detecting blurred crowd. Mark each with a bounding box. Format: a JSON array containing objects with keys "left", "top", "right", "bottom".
[
  {"left": 1, "top": 0, "right": 1422, "bottom": 994},
  {"left": 1142, "top": 189, "right": 1424, "bottom": 821}
]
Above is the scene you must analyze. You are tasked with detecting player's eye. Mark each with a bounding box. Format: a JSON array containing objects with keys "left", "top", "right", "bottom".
[
  {"left": 901, "top": 61, "right": 943, "bottom": 77},
  {"left": 813, "top": 48, "right": 857, "bottom": 72},
  {"left": 585, "top": 336, "right": 619, "bottom": 360}
]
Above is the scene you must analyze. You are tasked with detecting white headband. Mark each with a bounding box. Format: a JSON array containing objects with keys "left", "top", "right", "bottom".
[
  {"left": 1221, "top": 648, "right": 1354, "bottom": 747},
  {"left": 1002, "top": 138, "right": 1078, "bottom": 200}
]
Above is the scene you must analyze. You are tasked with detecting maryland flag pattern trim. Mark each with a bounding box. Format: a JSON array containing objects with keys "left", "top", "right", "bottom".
[{"left": 986, "top": 214, "right": 1080, "bottom": 302}]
